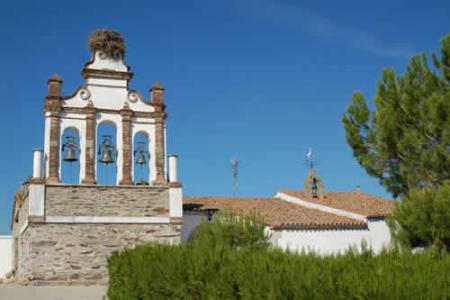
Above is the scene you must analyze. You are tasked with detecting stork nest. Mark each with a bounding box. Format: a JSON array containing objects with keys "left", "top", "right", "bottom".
[{"left": 89, "top": 30, "right": 125, "bottom": 60}]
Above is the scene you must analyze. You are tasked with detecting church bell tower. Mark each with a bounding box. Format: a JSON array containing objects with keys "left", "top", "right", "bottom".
[{"left": 11, "top": 30, "right": 183, "bottom": 285}]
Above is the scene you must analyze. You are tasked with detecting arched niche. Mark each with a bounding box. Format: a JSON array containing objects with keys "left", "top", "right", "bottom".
[
  {"left": 133, "top": 131, "right": 151, "bottom": 185},
  {"left": 96, "top": 121, "right": 117, "bottom": 185},
  {"left": 60, "top": 127, "right": 81, "bottom": 184}
]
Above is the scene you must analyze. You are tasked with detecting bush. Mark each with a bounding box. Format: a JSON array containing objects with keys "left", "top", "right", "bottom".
[
  {"left": 188, "top": 210, "right": 270, "bottom": 250},
  {"left": 389, "top": 181, "right": 450, "bottom": 251},
  {"left": 108, "top": 244, "right": 450, "bottom": 300},
  {"left": 108, "top": 214, "right": 450, "bottom": 300}
]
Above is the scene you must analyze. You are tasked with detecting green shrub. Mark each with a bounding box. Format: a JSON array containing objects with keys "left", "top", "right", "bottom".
[
  {"left": 188, "top": 209, "right": 270, "bottom": 250},
  {"left": 389, "top": 181, "right": 450, "bottom": 251},
  {"left": 108, "top": 215, "right": 450, "bottom": 300}
]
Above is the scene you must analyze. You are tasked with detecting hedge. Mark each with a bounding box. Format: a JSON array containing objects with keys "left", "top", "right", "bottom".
[{"left": 108, "top": 244, "right": 450, "bottom": 299}]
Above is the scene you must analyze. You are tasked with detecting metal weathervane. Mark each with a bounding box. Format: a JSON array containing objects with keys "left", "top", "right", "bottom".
[
  {"left": 230, "top": 157, "right": 239, "bottom": 197},
  {"left": 305, "top": 147, "right": 315, "bottom": 169}
]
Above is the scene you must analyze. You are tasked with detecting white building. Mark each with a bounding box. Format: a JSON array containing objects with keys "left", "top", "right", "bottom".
[{"left": 183, "top": 169, "right": 393, "bottom": 255}]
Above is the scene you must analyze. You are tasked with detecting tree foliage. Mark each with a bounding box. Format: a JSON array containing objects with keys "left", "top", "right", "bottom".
[
  {"left": 388, "top": 180, "right": 450, "bottom": 251},
  {"left": 343, "top": 34, "right": 450, "bottom": 198}
]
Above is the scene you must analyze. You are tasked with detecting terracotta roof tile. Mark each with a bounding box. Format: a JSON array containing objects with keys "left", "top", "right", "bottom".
[
  {"left": 279, "top": 190, "right": 394, "bottom": 218},
  {"left": 183, "top": 196, "right": 367, "bottom": 230}
]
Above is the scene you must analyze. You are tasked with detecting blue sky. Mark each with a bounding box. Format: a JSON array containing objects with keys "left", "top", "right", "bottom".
[{"left": 0, "top": 0, "right": 449, "bottom": 234}]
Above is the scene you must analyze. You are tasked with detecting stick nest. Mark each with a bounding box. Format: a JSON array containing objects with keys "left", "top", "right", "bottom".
[{"left": 89, "top": 30, "right": 125, "bottom": 60}]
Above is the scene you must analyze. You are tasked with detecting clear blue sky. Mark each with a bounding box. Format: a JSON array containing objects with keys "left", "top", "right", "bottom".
[{"left": 0, "top": 0, "right": 449, "bottom": 234}]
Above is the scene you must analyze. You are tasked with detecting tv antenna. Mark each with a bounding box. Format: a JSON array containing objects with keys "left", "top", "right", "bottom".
[{"left": 230, "top": 157, "right": 239, "bottom": 196}]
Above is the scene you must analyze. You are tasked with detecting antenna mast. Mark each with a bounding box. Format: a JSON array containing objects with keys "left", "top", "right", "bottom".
[{"left": 230, "top": 157, "right": 239, "bottom": 196}]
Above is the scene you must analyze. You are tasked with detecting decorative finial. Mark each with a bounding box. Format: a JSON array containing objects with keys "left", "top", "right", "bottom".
[
  {"left": 150, "top": 81, "right": 165, "bottom": 108},
  {"left": 88, "top": 29, "right": 125, "bottom": 60},
  {"left": 86, "top": 100, "right": 94, "bottom": 108},
  {"left": 151, "top": 80, "right": 164, "bottom": 91},
  {"left": 47, "top": 73, "right": 63, "bottom": 98},
  {"left": 48, "top": 73, "right": 63, "bottom": 83}
]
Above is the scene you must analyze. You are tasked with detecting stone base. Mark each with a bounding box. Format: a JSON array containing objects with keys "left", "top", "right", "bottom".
[
  {"left": 11, "top": 183, "right": 183, "bottom": 285},
  {"left": 16, "top": 223, "right": 181, "bottom": 285}
]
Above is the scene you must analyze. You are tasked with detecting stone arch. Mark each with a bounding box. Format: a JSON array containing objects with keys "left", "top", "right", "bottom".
[
  {"left": 96, "top": 121, "right": 118, "bottom": 185},
  {"left": 60, "top": 127, "right": 81, "bottom": 184},
  {"left": 133, "top": 131, "right": 151, "bottom": 184},
  {"left": 304, "top": 168, "right": 324, "bottom": 198}
]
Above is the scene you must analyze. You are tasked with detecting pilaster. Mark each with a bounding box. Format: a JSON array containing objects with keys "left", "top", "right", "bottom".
[
  {"left": 150, "top": 82, "right": 167, "bottom": 186},
  {"left": 119, "top": 103, "right": 133, "bottom": 185},
  {"left": 44, "top": 74, "right": 63, "bottom": 183},
  {"left": 82, "top": 102, "right": 96, "bottom": 184}
]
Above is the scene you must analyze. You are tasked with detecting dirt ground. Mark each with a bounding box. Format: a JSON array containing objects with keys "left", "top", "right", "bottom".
[{"left": 0, "top": 284, "right": 107, "bottom": 300}]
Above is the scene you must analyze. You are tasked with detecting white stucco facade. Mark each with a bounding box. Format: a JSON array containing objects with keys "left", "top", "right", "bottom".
[
  {"left": 183, "top": 191, "right": 392, "bottom": 255},
  {"left": 43, "top": 50, "right": 161, "bottom": 185},
  {"left": 270, "top": 219, "right": 391, "bottom": 255},
  {"left": 0, "top": 236, "right": 13, "bottom": 278},
  {"left": 270, "top": 191, "right": 392, "bottom": 254}
]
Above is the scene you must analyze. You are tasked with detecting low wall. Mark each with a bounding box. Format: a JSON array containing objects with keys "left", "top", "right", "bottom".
[{"left": 0, "top": 236, "right": 13, "bottom": 278}]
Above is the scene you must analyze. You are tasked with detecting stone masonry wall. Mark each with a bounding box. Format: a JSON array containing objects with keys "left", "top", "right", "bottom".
[
  {"left": 17, "top": 223, "right": 181, "bottom": 284},
  {"left": 45, "top": 185, "right": 169, "bottom": 217},
  {"left": 13, "top": 185, "right": 181, "bottom": 284}
]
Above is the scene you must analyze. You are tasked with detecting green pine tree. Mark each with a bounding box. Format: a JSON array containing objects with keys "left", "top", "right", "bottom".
[{"left": 343, "top": 34, "right": 450, "bottom": 198}]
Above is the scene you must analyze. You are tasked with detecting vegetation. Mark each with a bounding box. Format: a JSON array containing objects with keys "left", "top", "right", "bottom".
[
  {"left": 388, "top": 180, "right": 450, "bottom": 251},
  {"left": 342, "top": 34, "right": 450, "bottom": 198},
  {"left": 343, "top": 33, "right": 450, "bottom": 250},
  {"left": 188, "top": 209, "right": 270, "bottom": 250},
  {"left": 108, "top": 214, "right": 450, "bottom": 299}
]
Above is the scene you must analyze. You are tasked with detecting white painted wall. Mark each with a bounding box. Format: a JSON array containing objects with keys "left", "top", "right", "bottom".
[
  {"left": 62, "top": 51, "right": 155, "bottom": 112},
  {"left": 86, "top": 51, "right": 129, "bottom": 72},
  {"left": 169, "top": 187, "right": 183, "bottom": 218},
  {"left": 0, "top": 236, "right": 13, "bottom": 278},
  {"left": 28, "top": 184, "right": 45, "bottom": 218},
  {"left": 182, "top": 213, "right": 207, "bottom": 242},
  {"left": 42, "top": 50, "right": 162, "bottom": 185},
  {"left": 272, "top": 220, "right": 391, "bottom": 255}
]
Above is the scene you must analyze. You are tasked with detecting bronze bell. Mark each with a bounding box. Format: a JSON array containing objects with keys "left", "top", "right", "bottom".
[
  {"left": 134, "top": 142, "right": 148, "bottom": 166},
  {"left": 63, "top": 136, "right": 79, "bottom": 162},
  {"left": 98, "top": 135, "right": 115, "bottom": 165},
  {"left": 135, "top": 152, "right": 146, "bottom": 165},
  {"left": 64, "top": 147, "right": 78, "bottom": 162},
  {"left": 99, "top": 148, "right": 114, "bottom": 164}
]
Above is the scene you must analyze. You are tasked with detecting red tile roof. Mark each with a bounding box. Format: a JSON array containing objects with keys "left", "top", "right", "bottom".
[
  {"left": 279, "top": 190, "right": 393, "bottom": 218},
  {"left": 183, "top": 196, "right": 367, "bottom": 230}
]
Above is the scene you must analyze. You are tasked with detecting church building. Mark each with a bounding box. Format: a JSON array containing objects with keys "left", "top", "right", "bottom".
[
  {"left": 184, "top": 168, "right": 393, "bottom": 254},
  {"left": 0, "top": 30, "right": 394, "bottom": 285},
  {"left": 6, "top": 30, "right": 183, "bottom": 284}
]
